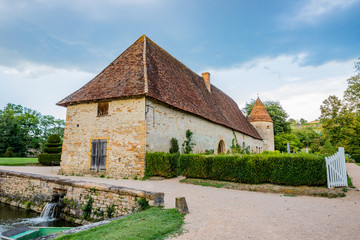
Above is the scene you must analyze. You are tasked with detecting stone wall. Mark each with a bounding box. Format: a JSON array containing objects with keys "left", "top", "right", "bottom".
[
  {"left": 145, "top": 98, "right": 264, "bottom": 154},
  {"left": 250, "top": 122, "right": 275, "bottom": 152},
  {"left": 0, "top": 169, "right": 164, "bottom": 224},
  {"left": 60, "top": 97, "right": 146, "bottom": 178}
]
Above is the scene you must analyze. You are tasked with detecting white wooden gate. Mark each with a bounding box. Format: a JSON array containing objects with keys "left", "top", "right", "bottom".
[{"left": 325, "top": 147, "right": 348, "bottom": 188}]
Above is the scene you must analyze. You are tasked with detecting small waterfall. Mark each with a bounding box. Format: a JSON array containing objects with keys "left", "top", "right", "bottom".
[{"left": 40, "top": 203, "right": 59, "bottom": 220}]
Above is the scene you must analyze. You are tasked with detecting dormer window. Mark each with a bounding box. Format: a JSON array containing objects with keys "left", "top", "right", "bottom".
[{"left": 97, "top": 102, "right": 109, "bottom": 117}]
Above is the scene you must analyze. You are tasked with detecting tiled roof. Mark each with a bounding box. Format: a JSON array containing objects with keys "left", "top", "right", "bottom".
[
  {"left": 57, "top": 35, "right": 262, "bottom": 140},
  {"left": 248, "top": 98, "right": 273, "bottom": 123}
]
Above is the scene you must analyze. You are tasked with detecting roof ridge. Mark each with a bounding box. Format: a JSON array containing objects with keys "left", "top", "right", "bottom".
[{"left": 143, "top": 35, "right": 148, "bottom": 93}]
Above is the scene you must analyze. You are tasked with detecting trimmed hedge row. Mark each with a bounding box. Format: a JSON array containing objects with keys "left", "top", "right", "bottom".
[
  {"left": 38, "top": 153, "right": 61, "bottom": 166},
  {"left": 146, "top": 152, "right": 179, "bottom": 178},
  {"left": 181, "top": 153, "right": 326, "bottom": 186},
  {"left": 147, "top": 152, "right": 327, "bottom": 186}
]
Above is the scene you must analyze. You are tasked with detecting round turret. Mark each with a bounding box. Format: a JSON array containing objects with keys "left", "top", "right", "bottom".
[{"left": 248, "top": 98, "right": 275, "bottom": 152}]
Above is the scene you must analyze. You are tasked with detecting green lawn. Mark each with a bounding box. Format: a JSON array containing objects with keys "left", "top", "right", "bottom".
[
  {"left": 0, "top": 157, "right": 38, "bottom": 166},
  {"left": 55, "top": 207, "right": 184, "bottom": 240},
  {"left": 356, "top": 163, "right": 360, "bottom": 167}
]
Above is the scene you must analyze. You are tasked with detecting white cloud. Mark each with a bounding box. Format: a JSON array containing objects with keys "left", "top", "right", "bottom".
[
  {"left": 204, "top": 54, "right": 355, "bottom": 121},
  {"left": 282, "top": 0, "right": 359, "bottom": 26},
  {"left": 0, "top": 55, "right": 355, "bottom": 123},
  {"left": 0, "top": 62, "right": 93, "bottom": 119}
]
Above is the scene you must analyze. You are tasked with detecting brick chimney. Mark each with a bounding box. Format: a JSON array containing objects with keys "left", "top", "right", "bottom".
[{"left": 202, "top": 72, "right": 211, "bottom": 92}]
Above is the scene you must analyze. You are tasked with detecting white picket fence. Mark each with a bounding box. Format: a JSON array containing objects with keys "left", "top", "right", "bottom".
[{"left": 325, "top": 147, "right": 348, "bottom": 188}]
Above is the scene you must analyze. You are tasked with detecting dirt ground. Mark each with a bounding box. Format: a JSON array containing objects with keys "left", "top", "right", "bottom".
[{"left": 1, "top": 163, "right": 360, "bottom": 240}]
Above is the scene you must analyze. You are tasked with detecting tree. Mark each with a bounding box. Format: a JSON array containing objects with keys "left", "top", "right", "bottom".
[
  {"left": 320, "top": 140, "right": 335, "bottom": 155},
  {"left": 320, "top": 95, "right": 344, "bottom": 119},
  {"left": 299, "top": 118, "right": 308, "bottom": 125},
  {"left": 319, "top": 58, "right": 360, "bottom": 155},
  {"left": 244, "top": 100, "right": 291, "bottom": 135},
  {"left": 274, "top": 132, "right": 302, "bottom": 152},
  {"left": 288, "top": 118, "right": 297, "bottom": 126},
  {"left": 0, "top": 103, "right": 65, "bottom": 156},
  {"left": 292, "top": 128, "right": 320, "bottom": 148},
  {"left": 355, "top": 57, "right": 360, "bottom": 73},
  {"left": 344, "top": 75, "right": 360, "bottom": 112}
]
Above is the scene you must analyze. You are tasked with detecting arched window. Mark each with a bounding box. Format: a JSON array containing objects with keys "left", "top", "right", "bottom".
[{"left": 217, "top": 140, "right": 225, "bottom": 154}]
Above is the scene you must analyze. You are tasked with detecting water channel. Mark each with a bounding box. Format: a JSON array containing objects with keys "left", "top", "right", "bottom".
[{"left": 0, "top": 202, "right": 77, "bottom": 234}]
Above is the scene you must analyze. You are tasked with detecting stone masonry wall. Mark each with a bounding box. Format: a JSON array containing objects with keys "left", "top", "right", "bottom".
[
  {"left": 0, "top": 169, "right": 164, "bottom": 224},
  {"left": 60, "top": 97, "right": 146, "bottom": 178},
  {"left": 250, "top": 122, "right": 275, "bottom": 152},
  {"left": 145, "top": 98, "right": 264, "bottom": 154}
]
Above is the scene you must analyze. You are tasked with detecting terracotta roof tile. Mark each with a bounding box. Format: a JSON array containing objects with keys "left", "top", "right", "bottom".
[
  {"left": 248, "top": 98, "right": 273, "bottom": 123},
  {"left": 57, "top": 35, "right": 262, "bottom": 140}
]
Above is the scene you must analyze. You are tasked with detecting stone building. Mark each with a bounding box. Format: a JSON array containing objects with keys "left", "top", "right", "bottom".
[
  {"left": 248, "top": 98, "right": 275, "bottom": 152},
  {"left": 57, "top": 35, "right": 274, "bottom": 178}
]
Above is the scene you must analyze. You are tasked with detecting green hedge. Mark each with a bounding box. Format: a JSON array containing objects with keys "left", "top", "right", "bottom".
[
  {"left": 48, "top": 134, "right": 61, "bottom": 143},
  {"left": 146, "top": 152, "right": 326, "bottom": 186},
  {"left": 45, "top": 142, "right": 62, "bottom": 147},
  {"left": 146, "top": 152, "right": 179, "bottom": 178},
  {"left": 180, "top": 153, "right": 326, "bottom": 186},
  {"left": 38, "top": 153, "right": 61, "bottom": 166},
  {"left": 43, "top": 147, "right": 62, "bottom": 154},
  {"left": 352, "top": 154, "right": 360, "bottom": 163}
]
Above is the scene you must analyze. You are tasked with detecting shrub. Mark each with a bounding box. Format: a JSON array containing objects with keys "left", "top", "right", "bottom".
[
  {"left": 4, "top": 147, "right": 14, "bottom": 157},
  {"left": 82, "top": 196, "right": 94, "bottom": 220},
  {"left": 48, "top": 134, "right": 61, "bottom": 143},
  {"left": 180, "top": 152, "right": 326, "bottom": 186},
  {"left": 169, "top": 138, "right": 179, "bottom": 154},
  {"left": 205, "top": 149, "right": 214, "bottom": 155},
  {"left": 352, "top": 154, "right": 360, "bottom": 163},
  {"left": 137, "top": 197, "right": 150, "bottom": 211},
  {"left": 38, "top": 134, "right": 62, "bottom": 165},
  {"left": 146, "top": 152, "right": 179, "bottom": 178},
  {"left": 182, "top": 130, "right": 195, "bottom": 154},
  {"left": 320, "top": 140, "right": 335, "bottom": 155},
  {"left": 38, "top": 153, "right": 61, "bottom": 165},
  {"left": 43, "top": 147, "right": 62, "bottom": 154}
]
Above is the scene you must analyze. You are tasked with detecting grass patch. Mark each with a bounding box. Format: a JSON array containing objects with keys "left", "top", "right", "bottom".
[
  {"left": 311, "top": 192, "right": 346, "bottom": 198},
  {"left": 180, "top": 178, "right": 227, "bottom": 188},
  {"left": 283, "top": 194, "right": 296, "bottom": 197},
  {"left": 347, "top": 173, "right": 355, "bottom": 188},
  {"left": 356, "top": 163, "right": 360, "bottom": 167},
  {"left": 55, "top": 207, "right": 184, "bottom": 240},
  {"left": 181, "top": 178, "right": 347, "bottom": 198},
  {"left": 0, "top": 158, "right": 38, "bottom": 166}
]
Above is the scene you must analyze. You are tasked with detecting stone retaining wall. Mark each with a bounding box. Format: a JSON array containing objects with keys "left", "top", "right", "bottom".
[{"left": 0, "top": 169, "right": 164, "bottom": 224}]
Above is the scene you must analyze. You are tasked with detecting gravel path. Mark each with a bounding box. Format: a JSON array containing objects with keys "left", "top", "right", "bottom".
[{"left": 1, "top": 164, "right": 360, "bottom": 240}]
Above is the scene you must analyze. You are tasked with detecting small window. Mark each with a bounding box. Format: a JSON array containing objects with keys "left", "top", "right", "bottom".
[
  {"left": 97, "top": 102, "right": 109, "bottom": 117},
  {"left": 242, "top": 142, "right": 245, "bottom": 150},
  {"left": 267, "top": 126, "right": 270, "bottom": 129},
  {"left": 90, "top": 139, "right": 107, "bottom": 172}
]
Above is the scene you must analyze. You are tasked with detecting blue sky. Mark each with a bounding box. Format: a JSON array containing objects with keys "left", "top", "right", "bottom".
[{"left": 0, "top": 0, "right": 359, "bottom": 121}]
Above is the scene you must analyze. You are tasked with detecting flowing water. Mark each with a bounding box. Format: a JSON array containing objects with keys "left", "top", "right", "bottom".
[{"left": 0, "top": 202, "right": 77, "bottom": 234}]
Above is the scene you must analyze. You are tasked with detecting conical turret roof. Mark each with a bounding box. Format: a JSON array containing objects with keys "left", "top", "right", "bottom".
[
  {"left": 248, "top": 98, "right": 273, "bottom": 123},
  {"left": 57, "top": 35, "right": 262, "bottom": 139}
]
